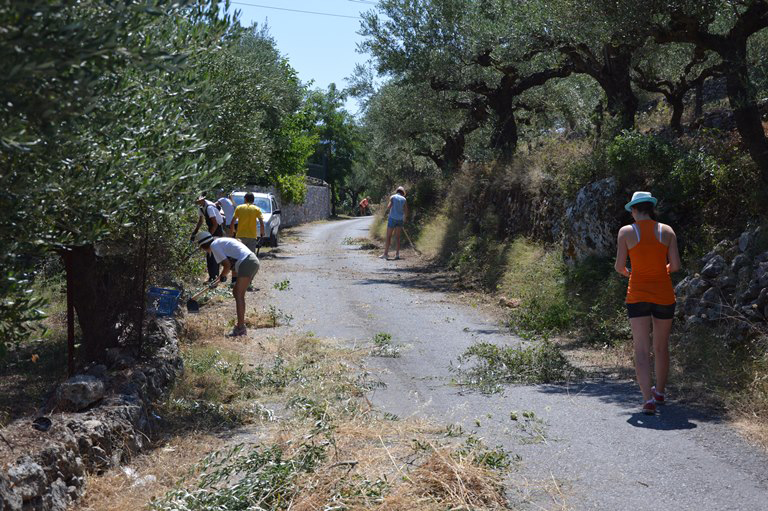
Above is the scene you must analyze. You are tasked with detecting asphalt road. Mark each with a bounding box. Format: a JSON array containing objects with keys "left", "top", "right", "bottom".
[{"left": 261, "top": 217, "right": 768, "bottom": 510}]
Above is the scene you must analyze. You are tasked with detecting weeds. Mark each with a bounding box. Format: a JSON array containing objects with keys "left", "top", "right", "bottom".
[
  {"left": 456, "top": 435, "right": 515, "bottom": 470},
  {"left": 510, "top": 410, "right": 549, "bottom": 445},
  {"left": 455, "top": 340, "right": 582, "bottom": 393},
  {"left": 370, "top": 332, "right": 401, "bottom": 358},
  {"left": 150, "top": 443, "right": 326, "bottom": 511},
  {"left": 267, "top": 305, "right": 294, "bottom": 327},
  {"left": 273, "top": 279, "right": 291, "bottom": 291}
]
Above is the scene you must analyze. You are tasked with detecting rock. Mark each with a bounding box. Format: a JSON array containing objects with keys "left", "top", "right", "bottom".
[
  {"left": 498, "top": 296, "right": 521, "bottom": 308},
  {"left": 756, "top": 250, "right": 768, "bottom": 263},
  {"left": 701, "top": 287, "right": 721, "bottom": 305},
  {"left": 684, "top": 316, "right": 706, "bottom": 329},
  {"left": 0, "top": 315, "right": 184, "bottom": 511},
  {"left": 112, "top": 354, "right": 137, "bottom": 370},
  {"left": 0, "top": 476, "right": 22, "bottom": 510},
  {"left": 43, "top": 479, "right": 70, "bottom": 511},
  {"left": 738, "top": 230, "right": 754, "bottom": 252},
  {"left": 700, "top": 287, "right": 723, "bottom": 319},
  {"left": 741, "top": 305, "right": 763, "bottom": 322},
  {"left": 758, "top": 288, "right": 768, "bottom": 309},
  {"left": 676, "top": 276, "right": 709, "bottom": 298},
  {"left": 731, "top": 254, "right": 750, "bottom": 272},
  {"left": 701, "top": 255, "right": 726, "bottom": 278},
  {"left": 699, "top": 240, "right": 732, "bottom": 266},
  {"left": 716, "top": 272, "right": 737, "bottom": 290},
  {"left": 562, "top": 177, "right": 620, "bottom": 263},
  {"left": 85, "top": 364, "right": 108, "bottom": 379},
  {"left": 7, "top": 459, "right": 46, "bottom": 501},
  {"left": 56, "top": 375, "right": 105, "bottom": 412}
]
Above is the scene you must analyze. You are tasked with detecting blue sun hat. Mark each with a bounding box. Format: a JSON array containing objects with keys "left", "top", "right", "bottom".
[{"left": 625, "top": 191, "right": 657, "bottom": 212}]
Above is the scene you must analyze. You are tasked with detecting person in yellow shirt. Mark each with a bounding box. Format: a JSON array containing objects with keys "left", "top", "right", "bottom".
[{"left": 230, "top": 192, "right": 266, "bottom": 253}]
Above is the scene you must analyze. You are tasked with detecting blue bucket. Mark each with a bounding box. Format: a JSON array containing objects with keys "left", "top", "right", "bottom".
[{"left": 147, "top": 287, "right": 181, "bottom": 316}]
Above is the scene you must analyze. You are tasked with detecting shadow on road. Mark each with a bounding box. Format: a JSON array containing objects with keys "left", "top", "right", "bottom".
[
  {"left": 356, "top": 265, "right": 463, "bottom": 293},
  {"left": 537, "top": 381, "right": 724, "bottom": 426},
  {"left": 626, "top": 409, "right": 699, "bottom": 430}
]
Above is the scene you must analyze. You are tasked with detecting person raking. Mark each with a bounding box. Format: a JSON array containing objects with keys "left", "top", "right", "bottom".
[
  {"left": 195, "top": 231, "right": 260, "bottom": 337},
  {"left": 191, "top": 193, "right": 224, "bottom": 282},
  {"left": 615, "top": 191, "right": 681, "bottom": 415},
  {"left": 380, "top": 187, "right": 408, "bottom": 260}
]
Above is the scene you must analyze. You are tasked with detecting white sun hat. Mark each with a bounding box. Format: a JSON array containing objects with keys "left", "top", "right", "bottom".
[{"left": 195, "top": 232, "right": 214, "bottom": 246}]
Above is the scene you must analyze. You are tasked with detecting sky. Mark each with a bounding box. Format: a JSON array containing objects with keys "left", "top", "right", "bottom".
[{"left": 228, "top": 0, "right": 377, "bottom": 114}]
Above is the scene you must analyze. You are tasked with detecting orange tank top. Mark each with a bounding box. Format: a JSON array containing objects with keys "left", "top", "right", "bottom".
[{"left": 626, "top": 220, "right": 675, "bottom": 305}]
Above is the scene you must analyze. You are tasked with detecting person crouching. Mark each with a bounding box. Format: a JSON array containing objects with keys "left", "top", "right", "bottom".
[{"left": 195, "top": 232, "right": 260, "bottom": 337}]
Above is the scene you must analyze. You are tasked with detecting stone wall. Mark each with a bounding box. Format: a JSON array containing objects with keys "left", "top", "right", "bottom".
[
  {"left": 0, "top": 318, "right": 183, "bottom": 511},
  {"left": 675, "top": 226, "right": 768, "bottom": 342},
  {"left": 247, "top": 180, "right": 331, "bottom": 227}
]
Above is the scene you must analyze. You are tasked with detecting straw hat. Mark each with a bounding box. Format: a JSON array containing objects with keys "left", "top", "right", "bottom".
[{"left": 195, "top": 232, "right": 214, "bottom": 246}]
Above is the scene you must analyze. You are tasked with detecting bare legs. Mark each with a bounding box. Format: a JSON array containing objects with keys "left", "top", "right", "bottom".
[
  {"left": 652, "top": 316, "right": 672, "bottom": 394},
  {"left": 383, "top": 226, "right": 402, "bottom": 258},
  {"left": 630, "top": 316, "right": 672, "bottom": 402},
  {"left": 233, "top": 274, "right": 253, "bottom": 330},
  {"left": 383, "top": 227, "right": 393, "bottom": 258}
]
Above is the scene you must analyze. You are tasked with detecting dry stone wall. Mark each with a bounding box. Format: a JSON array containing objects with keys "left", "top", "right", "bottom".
[
  {"left": 675, "top": 226, "right": 768, "bottom": 342},
  {"left": 0, "top": 317, "right": 183, "bottom": 511},
  {"left": 248, "top": 181, "right": 331, "bottom": 227}
]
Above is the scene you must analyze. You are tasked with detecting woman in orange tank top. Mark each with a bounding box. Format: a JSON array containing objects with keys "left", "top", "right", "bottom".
[{"left": 615, "top": 192, "right": 681, "bottom": 415}]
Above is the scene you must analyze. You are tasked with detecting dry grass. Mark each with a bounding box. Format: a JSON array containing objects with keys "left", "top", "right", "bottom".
[
  {"left": 261, "top": 415, "right": 513, "bottom": 511},
  {"left": 76, "top": 282, "right": 550, "bottom": 511},
  {"left": 75, "top": 434, "right": 224, "bottom": 511},
  {"left": 414, "top": 212, "right": 451, "bottom": 260},
  {"left": 369, "top": 208, "right": 387, "bottom": 241}
]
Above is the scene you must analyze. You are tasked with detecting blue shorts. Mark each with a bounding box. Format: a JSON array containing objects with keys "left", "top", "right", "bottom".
[{"left": 387, "top": 217, "right": 404, "bottom": 228}]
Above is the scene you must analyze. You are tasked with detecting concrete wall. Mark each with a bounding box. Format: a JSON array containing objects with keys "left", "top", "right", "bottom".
[{"left": 248, "top": 181, "right": 331, "bottom": 228}]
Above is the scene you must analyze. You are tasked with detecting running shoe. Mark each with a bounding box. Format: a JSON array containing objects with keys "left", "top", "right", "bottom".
[
  {"left": 651, "top": 386, "right": 665, "bottom": 405},
  {"left": 227, "top": 325, "right": 247, "bottom": 337},
  {"left": 642, "top": 399, "right": 656, "bottom": 415}
]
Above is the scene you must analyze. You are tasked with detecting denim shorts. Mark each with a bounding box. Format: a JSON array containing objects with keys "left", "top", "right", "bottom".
[
  {"left": 387, "top": 217, "right": 404, "bottom": 228},
  {"left": 626, "top": 302, "right": 676, "bottom": 319}
]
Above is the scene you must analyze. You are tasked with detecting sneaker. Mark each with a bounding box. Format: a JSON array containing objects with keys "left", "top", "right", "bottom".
[
  {"left": 227, "top": 325, "right": 247, "bottom": 337},
  {"left": 379, "top": 254, "right": 389, "bottom": 260},
  {"left": 642, "top": 399, "right": 656, "bottom": 415},
  {"left": 652, "top": 386, "right": 665, "bottom": 405}
]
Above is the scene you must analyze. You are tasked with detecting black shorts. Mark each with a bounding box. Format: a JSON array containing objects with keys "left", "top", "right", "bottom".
[{"left": 626, "top": 302, "right": 676, "bottom": 319}]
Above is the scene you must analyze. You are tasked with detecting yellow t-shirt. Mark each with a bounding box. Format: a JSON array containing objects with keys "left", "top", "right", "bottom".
[{"left": 232, "top": 204, "right": 264, "bottom": 238}]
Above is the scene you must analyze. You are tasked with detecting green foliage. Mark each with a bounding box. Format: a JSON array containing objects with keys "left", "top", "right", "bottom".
[
  {"left": 370, "top": 332, "right": 401, "bottom": 358},
  {"left": 455, "top": 340, "right": 581, "bottom": 393},
  {"left": 0, "top": 1, "right": 236, "bottom": 359},
  {"left": 455, "top": 435, "right": 514, "bottom": 470},
  {"left": 306, "top": 84, "right": 361, "bottom": 212},
  {"left": 0, "top": 5, "right": 321, "bottom": 360},
  {"left": 151, "top": 443, "right": 325, "bottom": 511},
  {"left": 565, "top": 257, "right": 631, "bottom": 346},
  {"left": 273, "top": 279, "right": 292, "bottom": 291},
  {"left": 275, "top": 173, "right": 308, "bottom": 204},
  {"left": 195, "top": 24, "right": 315, "bottom": 192},
  {"left": 0, "top": 275, "right": 47, "bottom": 359}
]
